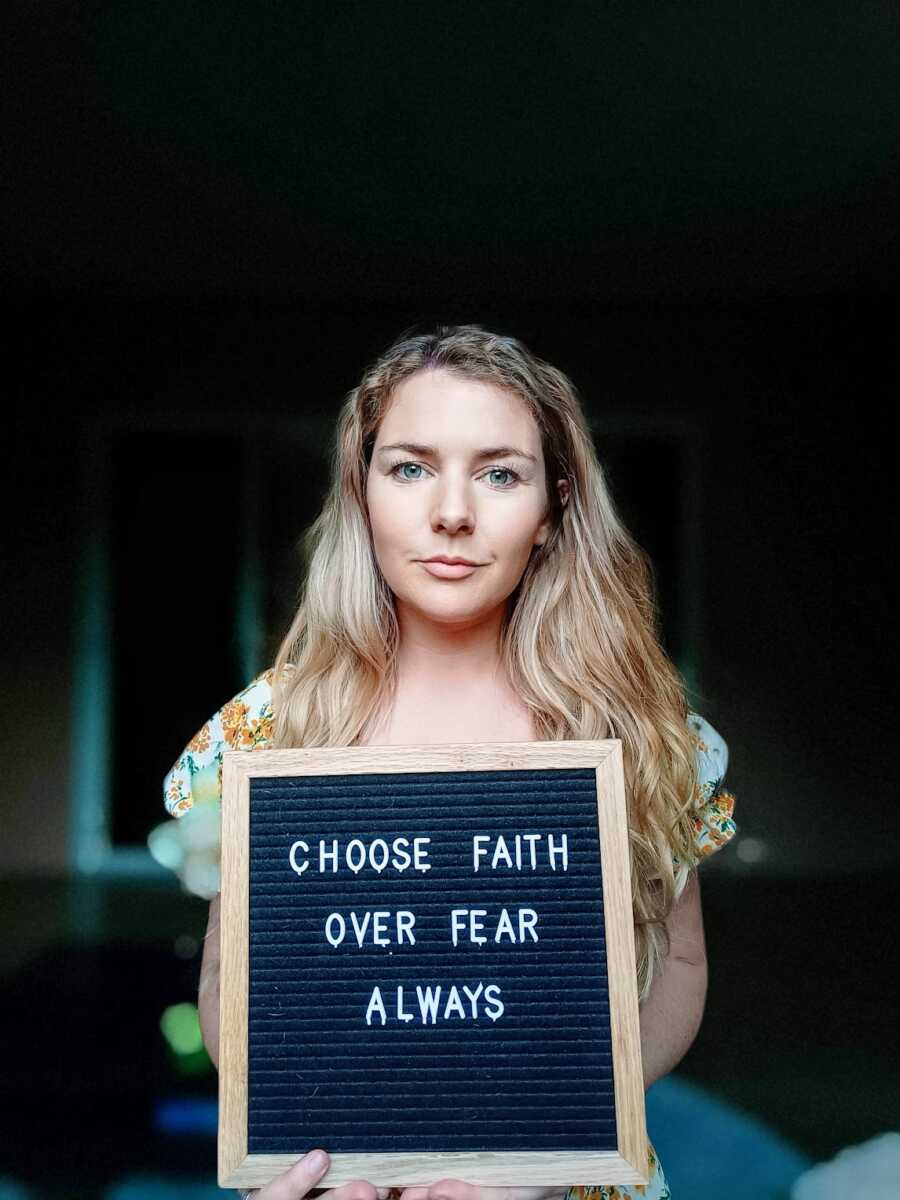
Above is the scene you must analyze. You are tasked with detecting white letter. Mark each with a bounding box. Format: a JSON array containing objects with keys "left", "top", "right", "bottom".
[
  {"left": 346, "top": 839, "right": 366, "bottom": 874},
  {"left": 470, "top": 909, "right": 487, "bottom": 945},
  {"left": 372, "top": 910, "right": 390, "bottom": 946},
  {"left": 442, "top": 985, "right": 466, "bottom": 1020},
  {"left": 325, "top": 912, "right": 346, "bottom": 948},
  {"left": 522, "top": 832, "right": 541, "bottom": 869},
  {"left": 413, "top": 837, "right": 432, "bottom": 872},
  {"left": 396, "top": 910, "right": 416, "bottom": 945},
  {"left": 491, "top": 836, "right": 513, "bottom": 870},
  {"left": 462, "top": 983, "right": 483, "bottom": 1018},
  {"left": 548, "top": 833, "right": 569, "bottom": 871},
  {"left": 319, "top": 839, "right": 338, "bottom": 872},
  {"left": 397, "top": 985, "right": 414, "bottom": 1022},
  {"left": 518, "top": 908, "right": 539, "bottom": 943},
  {"left": 288, "top": 840, "right": 309, "bottom": 876},
  {"left": 483, "top": 984, "right": 505, "bottom": 1021},
  {"left": 416, "top": 985, "right": 442, "bottom": 1024},
  {"left": 450, "top": 909, "right": 468, "bottom": 948},
  {"left": 494, "top": 907, "right": 516, "bottom": 943},
  {"left": 365, "top": 986, "right": 386, "bottom": 1026},
  {"left": 473, "top": 835, "right": 489, "bottom": 873},
  {"left": 391, "top": 837, "right": 412, "bottom": 872},
  {"left": 369, "top": 838, "right": 389, "bottom": 873},
  {"left": 514, "top": 834, "right": 522, "bottom": 869},
  {"left": 349, "top": 910, "right": 371, "bottom": 948}
]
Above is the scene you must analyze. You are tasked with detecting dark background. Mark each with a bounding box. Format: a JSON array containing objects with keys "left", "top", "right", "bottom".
[{"left": 2, "top": 3, "right": 898, "bottom": 1197}]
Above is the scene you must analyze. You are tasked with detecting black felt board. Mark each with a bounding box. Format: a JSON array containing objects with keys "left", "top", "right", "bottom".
[{"left": 247, "top": 767, "right": 615, "bottom": 1154}]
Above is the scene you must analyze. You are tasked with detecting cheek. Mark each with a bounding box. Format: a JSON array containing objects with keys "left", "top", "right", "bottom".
[
  {"left": 488, "top": 502, "right": 546, "bottom": 547},
  {"left": 367, "top": 482, "right": 411, "bottom": 553}
]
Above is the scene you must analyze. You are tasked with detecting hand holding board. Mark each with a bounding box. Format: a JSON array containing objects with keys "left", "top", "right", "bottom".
[{"left": 218, "top": 740, "right": 647, "bottom": 1191}]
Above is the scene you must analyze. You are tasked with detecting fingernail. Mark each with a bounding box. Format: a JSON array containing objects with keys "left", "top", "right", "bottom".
[{"left": 306, "top": 1150, "right": 327, "bottom": 1173}]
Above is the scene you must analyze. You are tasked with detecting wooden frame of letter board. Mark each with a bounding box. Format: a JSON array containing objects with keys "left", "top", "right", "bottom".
[{"left": 219, "top": 740, "right": 648, "bottom": 1191}]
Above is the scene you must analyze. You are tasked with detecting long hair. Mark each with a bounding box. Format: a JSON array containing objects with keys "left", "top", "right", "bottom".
[{"left": 272, "top": 323, "right": 699, "bottom": 999}]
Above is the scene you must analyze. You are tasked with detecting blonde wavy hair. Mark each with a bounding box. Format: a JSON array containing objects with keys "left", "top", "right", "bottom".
[{"left": 272, "top": 323, "right": 700, "bottom": 999}]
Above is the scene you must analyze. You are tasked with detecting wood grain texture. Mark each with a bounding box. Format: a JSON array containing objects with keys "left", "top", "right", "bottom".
[
  {"left": 218, "top": 741, "right": 648, "bottom": 1190},
  {"left": 223, "top": 741, "right": 618, "bottom": 778},
  {"left": 222, "top": 1149, "right": 646, "bottom": 1189},
  {"left": 596, "top": 744, "right": 648, "bottom": 1182},
  {"left": 219, "top": 761, "right": 250, "bottom": 1184}
]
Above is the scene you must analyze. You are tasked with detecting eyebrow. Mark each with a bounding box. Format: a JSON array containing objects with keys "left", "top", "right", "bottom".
[{"left": 376, "top": 441, "right": 538, "bottom": 464}]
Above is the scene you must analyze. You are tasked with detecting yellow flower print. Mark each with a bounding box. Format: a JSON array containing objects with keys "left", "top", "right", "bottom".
[
  {"left": 186, "top": 722, "right": 211, "bottom": 754},
  {"left": 239, "top": 711, "right": 274, "bottom": 749},
  {"left": 220, "top": 699, "right": 249, "bottom": 747},
  {"left": 713, "top": 788, "right": 735, "bottom": 820}
]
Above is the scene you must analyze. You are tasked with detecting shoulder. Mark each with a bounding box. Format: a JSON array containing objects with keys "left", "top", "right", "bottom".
[
  {"left": 217, "top": 668, "right": 278, "bottom": 751},
  {"left": 687, "top": 711, "right": 729, "bottom": 785},
  {"left": 684, "top": 710, "right": 738, "bottom": 863},
  {"left": 162, "top": 668, "right": 278, "bottom": 818}
]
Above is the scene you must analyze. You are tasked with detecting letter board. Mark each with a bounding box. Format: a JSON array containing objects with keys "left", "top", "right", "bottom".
[{"left": 219, "top": 740, "right": 647, "bottom": 1190}]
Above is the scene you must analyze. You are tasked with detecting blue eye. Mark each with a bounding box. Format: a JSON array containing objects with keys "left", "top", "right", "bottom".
[
  {"left": 395, "top": 462, "right": 424, "bottom": 481},
  {"left": 487, "top": 468, "right": 518, "bottom": 487},
  {"left": 389, "top": 461, "right": 521, "bottom": 488}
]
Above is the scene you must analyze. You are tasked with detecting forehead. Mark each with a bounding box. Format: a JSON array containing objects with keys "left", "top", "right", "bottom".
[{"left": 375, "top": 368, "right": 541, "bottom": 449}]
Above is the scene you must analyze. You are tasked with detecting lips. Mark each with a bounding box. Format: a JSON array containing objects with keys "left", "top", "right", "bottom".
[
  {"left": 420, "top": 558, "right": 482, "bottom": 579},
  {"left": 423, "top": 556, "right": 479, "bottom": 566}
]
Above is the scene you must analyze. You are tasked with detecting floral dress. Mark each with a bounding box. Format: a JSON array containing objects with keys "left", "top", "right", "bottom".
[{"left": 161, "top": 670, "right": 738, "bottom": 1200}]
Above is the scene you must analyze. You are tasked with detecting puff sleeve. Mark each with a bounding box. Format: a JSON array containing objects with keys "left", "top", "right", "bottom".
[
  {"left": 685, "top": 710, "right": 738, "bottom": 862},
  {"left": 150, "top": 670, "right": 277, "bottom": 898},
  {"left": 162, "top": 669, "right": 277, "bottom": 819}
]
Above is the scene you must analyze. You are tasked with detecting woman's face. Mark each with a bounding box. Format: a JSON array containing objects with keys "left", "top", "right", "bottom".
[{"left": 366, "top": 368, "right": 568, "bottom": 631}]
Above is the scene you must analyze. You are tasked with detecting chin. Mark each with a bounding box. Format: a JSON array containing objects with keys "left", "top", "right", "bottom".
[
  {"left": 412, "top": 591, "right": 511, "bottom": 625},
  {"left": 413, "top": 598, "right": 486, "bottom": 621}
]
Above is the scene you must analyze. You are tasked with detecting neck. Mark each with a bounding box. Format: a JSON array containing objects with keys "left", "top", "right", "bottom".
[{"left": 394, "top": 600, "right": 508, "bottom": 684}]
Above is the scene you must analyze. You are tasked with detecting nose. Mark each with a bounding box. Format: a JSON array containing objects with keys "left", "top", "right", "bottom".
[{"left": 431, "top": 471, "right": 475, "bottom": 536}]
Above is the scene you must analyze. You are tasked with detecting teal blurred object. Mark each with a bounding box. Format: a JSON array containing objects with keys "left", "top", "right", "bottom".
[
  {"left": 646, "top": 1075, "right": 812, "bottom": 1198},
  {"left": 104, "top": 1180, "right": 222, "bottom": 1200},
  {"left": 0, "top": 1180, "right": 32, "bottom": 1200}
]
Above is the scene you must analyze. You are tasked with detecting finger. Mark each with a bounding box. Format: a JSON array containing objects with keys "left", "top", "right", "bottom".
[
  {"left": 399, "top": 1185, "right": 469, "bottom": 1200},
  {"left": 256, "top": 1149, "right": 330, "bottom": 1200},
  {"left": 318, "top": 1181, "right": 382, "bottom": 1200},
  {"left": 480, "top": 1190, "right": 559, "bottom": 1200},
  {"left": 422, "top": 1181, "right": 479, "bottom": 1200},
  {"left": 307, "top": 1189, "right": 387, "bottom": 1200},
  {"left": 400, "top": 1186, "right": 555, "bottom": 1200}
]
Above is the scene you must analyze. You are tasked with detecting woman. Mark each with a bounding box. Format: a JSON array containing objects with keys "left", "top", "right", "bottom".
[{"left": 164, "top": 324, "right": 737, "bottom": 1200}]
